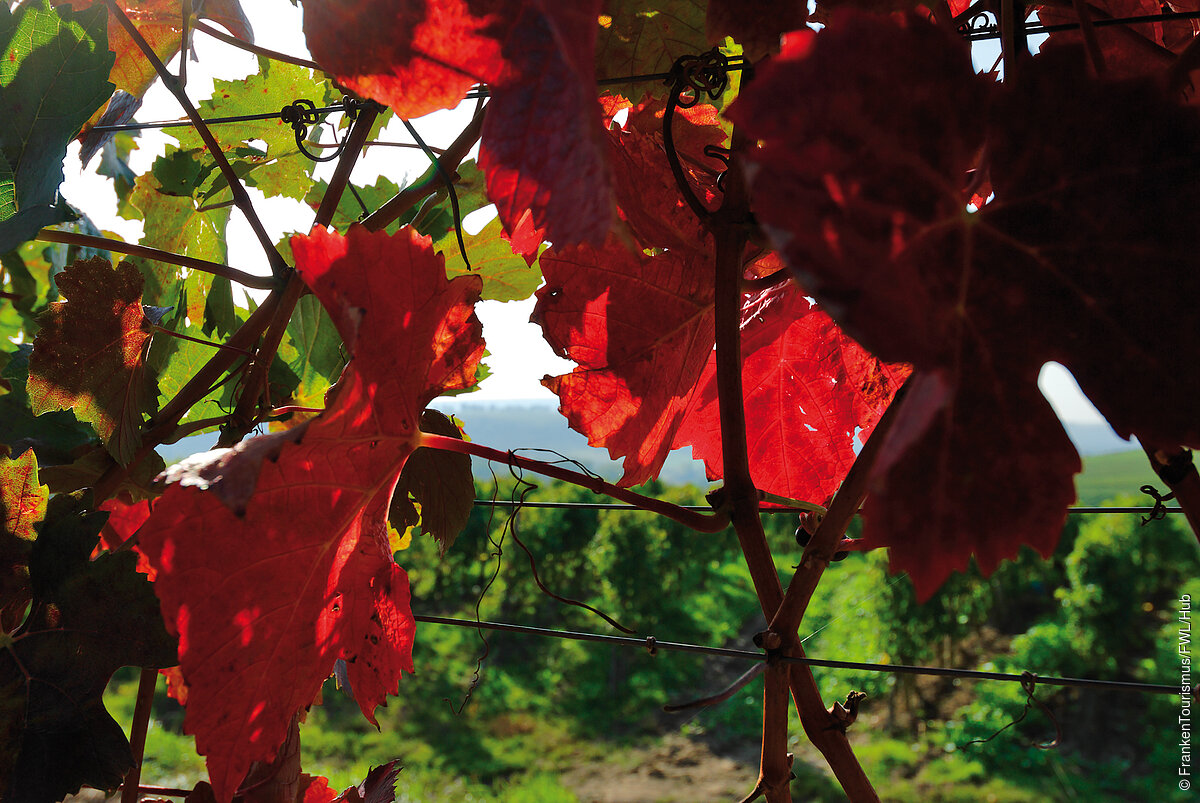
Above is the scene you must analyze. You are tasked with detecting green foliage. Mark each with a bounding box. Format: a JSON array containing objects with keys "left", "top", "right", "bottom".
[{"left": 0, "top": 0, "right": 114, "bottom": 251}]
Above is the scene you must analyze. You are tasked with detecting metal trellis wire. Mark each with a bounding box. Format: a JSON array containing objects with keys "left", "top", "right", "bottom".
[{"left": 414, "top": 614, "right": 1178, "bottom": 696}]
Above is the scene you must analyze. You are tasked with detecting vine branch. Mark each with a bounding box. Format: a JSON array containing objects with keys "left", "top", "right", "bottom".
[
  {"left": 362, "top": 104, "right": 485, "bottom": 232},
  {"left": 192, "top": 20, "right": 322, "bottom": 71},
  {"left": 418, "top": 433, "right": 730, "bottom": 533},
  {"left": 713, "top": 122, "right": 878, "bottom": 801},
  {"left": 769, "top": 382, "right": 907, "bottom": 638},
  {"left": 35, "top": 229, "right": 279, "bottom": 290},
  {"left": 119, "top": 668, "right": 158, "bottom": 803},
  {"left": 101, "top": 0, "right": 289, "bottom": 278},
  {"left": 218, "top": 104, "right": 381, "bottom": 447}
]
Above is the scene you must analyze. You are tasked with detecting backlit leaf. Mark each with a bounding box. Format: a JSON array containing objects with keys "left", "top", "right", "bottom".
[
  {"left": 596, "top": 0, "right": 707, "bottom": 88},
  {"left": 0, "top": 1, "right": 113, "bottom": 253},
  {"left": 303, "top": 0, "right": 614, "bottom": 249},
  {"left": 0, "top": 451, "right": 47, "bottom": 633},
  {"left": 136, "top": 226, "right": 484, "bottom": 803},
  {"left": 436, "top": 216, "right": 542, "bottom": 302},
  {"left": 673, "top": 282, "right": 908, "bottom": 505},
  {"left": 534, "top": 236, "right": 714, "bottom": 488},
  {"left": 28, "top": 258, "right": 158, "bottom": 466},
  {"left": 731, "top": 12, "right": 1200, "bottom": 597},
  {"left": 54, "top": 0, "right": 252, "bottom": 105}
]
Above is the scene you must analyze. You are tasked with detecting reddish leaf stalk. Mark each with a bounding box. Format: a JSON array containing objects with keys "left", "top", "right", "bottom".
[
  {"left": 35, "top": 229, "right": 279, "bottom": 290},
  {"left": 152, "top": 325, "right": 253, "bottom": 356},
  {"left": 1144, "top": 444, "right": 1200, "bottom": 539},
  {"left": 418, "top": 433, "right": 729, "bottom": 533},
  {"left": 192, "top": 20, "right": 322, "bottom": 71},
  {"left": 101, "top": 0, "right": 288, "bottom": 278},
  {"left": 714, "top": 127, "right": 878, "bottom": 801},
  {"left": 362, "top": 104, "right": 485, "bottom": 232},
  {"left": 119, "top": 667, "right": 159, "bottom": 803}
]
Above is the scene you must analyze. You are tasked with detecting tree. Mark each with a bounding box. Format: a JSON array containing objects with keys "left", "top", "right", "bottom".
[{"left": 2, "top": 1, "right": 1199, "bottom": 801}]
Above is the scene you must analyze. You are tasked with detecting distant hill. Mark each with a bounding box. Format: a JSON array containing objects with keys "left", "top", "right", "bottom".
[
  {"left": 436, "top": 399, "right": 708, "bottom": 486},
  {"left": 1074, "top": 449, "right": 1161, "bottom": 507}
]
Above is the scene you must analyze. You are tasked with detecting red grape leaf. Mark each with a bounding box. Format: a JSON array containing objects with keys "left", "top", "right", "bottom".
[
  {"left": 0, "top": 450, "right": 47, "bottom": 632},
  {"left": 731, "top": 12, "right": 1200, "bottom": 597},
  {"left": 605, "top": 93, "right": 724, "bottom": 254},
  {"left": 673, "top": 283, "right": 908, "bottom": 505},
  {"left": 478, "top": 1, "right": 613, "bottom": 248},
  {"left": 533, "top": 237, "right": 714, "bottom": 487},
  {"left": 303, "top": 0, "right": 613, "bottom": 249},
  {"left": 1039, "top": 0, "right": 1192, "bottom": 78},
  {"left": 27, "top": 258, "right": 158, "bottom": 466},
  {"left": 301, "top": 0, "right": 509, "bottom": 120},
  {"left": 137, "top": 227, "right": 484, "bottom": 803}
]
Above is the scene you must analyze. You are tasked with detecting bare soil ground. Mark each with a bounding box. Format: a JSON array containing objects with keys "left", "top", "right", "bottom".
[{"left": 560, "top": 733, "right": 760, "bottom": 803}]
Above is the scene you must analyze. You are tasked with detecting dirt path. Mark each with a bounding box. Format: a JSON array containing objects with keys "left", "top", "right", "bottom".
[{"left": 560, "top": 733, "right": 760, "bottom": 803}]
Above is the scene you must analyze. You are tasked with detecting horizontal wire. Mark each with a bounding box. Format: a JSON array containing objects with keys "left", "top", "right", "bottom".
[
  {"left": 470, "top": 499, "right": 1181, "bottom": 515},
  {"left": 90, "top": 103, "right": 351, "bottom": 133},
  {"left": 90, "top": 59, "right": 753, "bottom": 134},
  {"left": 415, "top": 614, "right": 1177, "bottom": 696},
  {"left": 962, "top": 9, "right": 1200, "bottom": 40}
]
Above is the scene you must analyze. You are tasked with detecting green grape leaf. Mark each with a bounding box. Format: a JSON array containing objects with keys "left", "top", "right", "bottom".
[
  {"left": 436, "top": 217, "right": 543, "bottom": 303},
  {"left": 305, "top": 176, "right": 402, "bottom": 232},
  {"left": 0, "top": 1, "right": 114, "bottom": 253},
  {"left": 172, "top": 58, "right": 335, "bottom": 201},
  {"left": 0, "top": 491, "right": 176, "bottom": 803},
  {"left": 124, "top": 165, "right": 231, "bottom": 321},
  {"left": 275, "top": 295, "right": 346, "bottom": 426},
  {"left": 150, "top": 319, "right": 243, "bottom": 430}
]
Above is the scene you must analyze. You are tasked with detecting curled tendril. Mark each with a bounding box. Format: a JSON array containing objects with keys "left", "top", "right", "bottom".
[{"left": 280, "top": 96, "right": 368, "bottom": 163}]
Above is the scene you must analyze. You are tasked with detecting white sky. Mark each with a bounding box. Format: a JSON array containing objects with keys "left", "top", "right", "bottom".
[{"left": 58, "top": 2, "right": 1110, "bottom": 425}]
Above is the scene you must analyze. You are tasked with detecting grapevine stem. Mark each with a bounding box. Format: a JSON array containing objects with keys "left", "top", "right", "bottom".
[
  {"left": 153, "top": 325, "right": 253, "bottom": 356},
  {"left": 192, "top": 20, "right": 322, "bottom": 71},
  {"left": 713, "top": 124, "right": 877, "bottom": 801},
  {"left": 769, "top": 381, "right": 906, "bottom": 639},
  {"left": 101, "top": 0, "right": 289, "bottom": 278},
  {"left": 218, "top": 104, "right": 379, "bottom": 447},
  {"left": 119, "top": 668, "right": 158, "bottom": 803},
  {"left": 35, "top": 229, "right": 278, "bottom": 290},
  {"left": 93, "top": 291, "right": 282, "bottom": 502},
  {"left": 711, "top": 125, "right": 792, "bottom": 803},
  {"left": 362, "top": 104, "right": 485, "bottom": 232},
  {"left": 418, "top": 433, "right": 730, "bottom": 533}
]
